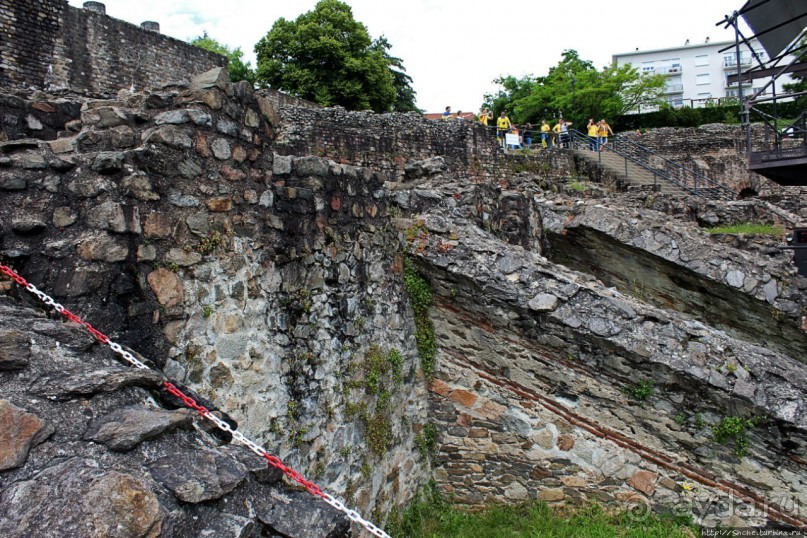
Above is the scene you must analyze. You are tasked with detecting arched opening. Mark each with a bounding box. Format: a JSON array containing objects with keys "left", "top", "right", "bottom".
[{"left": 738, "top": 187, "right": 759, "bottom": 199}]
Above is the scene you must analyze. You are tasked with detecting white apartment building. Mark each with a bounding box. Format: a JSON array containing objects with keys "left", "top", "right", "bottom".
[{"left": 613, "top": 39, "right": 794, "bottom": 111}]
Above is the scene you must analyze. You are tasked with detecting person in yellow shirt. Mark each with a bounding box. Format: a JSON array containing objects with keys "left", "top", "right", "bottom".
[
  {"left": 496, "top": 111, "right": 511, "bottom": 147},
  {"left": 597, "top": 119, "right": 614, "bottom": 150},
  {"left": 540, "top": 120, "right": 551, "bottom": 148},
  {"left": 479, "top": 107, "right": 493, "bottom": 126},
  {"left": 587, "top": 118, "right": 598, "bottom": 151},
  {"left": 551, "top": 120, "right": 562, "bottom": 149}
]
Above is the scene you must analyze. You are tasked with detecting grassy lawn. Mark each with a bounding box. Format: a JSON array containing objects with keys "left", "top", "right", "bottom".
[
  {"left": 387, "top": 487, "right": 697, "bottom": 538},
  {"left": 705, "top": 223, "right": 784, "bottom": 236}
]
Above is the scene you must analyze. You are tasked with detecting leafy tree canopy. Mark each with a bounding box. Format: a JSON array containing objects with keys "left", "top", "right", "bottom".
[
  {"left": 371, "top": 36, "right": 419, "bottom": 113},
  {"left": 483, "top": 50, "right": 665, "bottom": 126},
  {"left": 255, "top": 0, "right": 413, "bottom": 113},
  {"left": 191, "top": 33, "right": 256, "bottom": 85}
]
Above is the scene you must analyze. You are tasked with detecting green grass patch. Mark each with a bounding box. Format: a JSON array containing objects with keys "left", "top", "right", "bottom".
[
  {"left": 705, "top": 223, "right": 784, "bottom": 236},
  {"left": 387, "top": 484, "right": 697, "bottom": 538},
  {"left": 568, "top": 180, "right": 588, "bottom": 192}
]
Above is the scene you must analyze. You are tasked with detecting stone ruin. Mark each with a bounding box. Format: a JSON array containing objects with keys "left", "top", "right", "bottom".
[{"left": 1, "top": 39, "right": 807, "bottom": 538}]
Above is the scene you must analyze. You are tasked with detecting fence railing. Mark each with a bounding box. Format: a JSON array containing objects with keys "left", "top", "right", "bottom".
[
  {"left": 568, "top": 128, "right": 736, "bottom": 201},
  {"left": 471, "top": 121, "right": 736, "bottom": 200},
  {"left": 746, "top": 108, "right": 807, "bottom": 165}
]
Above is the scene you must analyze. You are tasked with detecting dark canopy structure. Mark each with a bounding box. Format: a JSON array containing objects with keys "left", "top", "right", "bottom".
[
  {"left": 719, "top": 0, "right": 807, "bottom": 185},
  {"left": 741, "top": 0, "right": 806, "bottom": 59}
]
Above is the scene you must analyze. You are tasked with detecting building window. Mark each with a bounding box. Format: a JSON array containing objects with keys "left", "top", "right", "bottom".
[
  {"left": 696, "top": 74, "right": 710, "bottom": 85},
  {"left": 695, "top": 55, "right": 709, "bottom": 67},
  {"left": 642, "top": 61, "right": 655, "bottom": 72}
]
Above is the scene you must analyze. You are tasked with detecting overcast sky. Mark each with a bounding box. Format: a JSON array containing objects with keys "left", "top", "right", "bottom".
[{"left": 68, "top": 0, "right": 750, "bottom": 113}]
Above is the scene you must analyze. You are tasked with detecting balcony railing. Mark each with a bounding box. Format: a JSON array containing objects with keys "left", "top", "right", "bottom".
[
  {"left": 663, "top": 84, "right": 684, "bottom": 94},
  {"left": 723, "top": 57, "right": 752, "bottom": 69},
  {"left": 725, "top": 79, "right": 753, "bottom": 88},
  {"left": 657, "top": 66, "right": 682, "bottom": 75}
]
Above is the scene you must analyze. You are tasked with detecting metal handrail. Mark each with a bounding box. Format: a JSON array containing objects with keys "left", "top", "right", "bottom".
[
  {"left": 568, "top": 128, "right": 736, "bottom": 201},
  {"left": 569, "top": 129, "right": 684, "bottom": 191},
  {"left": 609, "top": 133, "right": 737, "bottom": 200}
]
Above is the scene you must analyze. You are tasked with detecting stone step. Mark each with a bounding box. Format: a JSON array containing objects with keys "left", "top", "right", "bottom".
[{"left": 573, "top": 149, "right": 691, "bottom": 195}]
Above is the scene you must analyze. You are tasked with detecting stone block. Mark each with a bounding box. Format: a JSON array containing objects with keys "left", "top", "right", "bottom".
[
  {"left": 48, "top": 137, "right": 75, "bottom": 154},
  {"left": 76, "top": 234, "right": 128, "bottom": 262},
  {"left": 448, "top": 389, "right": 478, "bottom": 408},
  {"left": 147, "top": 268, "right": 184, "bottom": 307},
  {"left": 191, "top": 67, "right": 232, "bottom": 94},
  {"left": 165, "top": 248, "right": 202, "bottom": 267},
  {"left": 273, "top": 154, "right": 292, "bottom": 175},
  {"left": 538, "top": 488, "right": 565, "bottom": 502},
  {"left": 427, "top": 379, "right": 451, "bottom": 397},
  {"left": 211, "top": 138, "right": 232, "bottom": 160},
  {"left": 206, "top": 196, "right": 232, "bottom": 212},
  {"left": 557, "top": 434, "right": 575, "bottom": 451},
  {"left": 144, "top": 212, "right": 173, "bottom": 238},
  {"left": 627, "top": 469, "right": 658, "bottom": 496},
  {"left": 561, "top": 476, "right": 587, "bottom": 488}
]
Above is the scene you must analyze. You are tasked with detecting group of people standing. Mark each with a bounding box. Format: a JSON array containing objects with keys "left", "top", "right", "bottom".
[
  {"left": 477, "top": 107, "right": 613, "bottom": 151},
  {"left": 586, "top": 118, "right": 614, "bottom": 151}
]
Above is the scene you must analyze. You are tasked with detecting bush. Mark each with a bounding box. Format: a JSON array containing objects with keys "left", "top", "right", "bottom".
[{"left": 613, "top": 100, "right": 803, "bottom": 131}]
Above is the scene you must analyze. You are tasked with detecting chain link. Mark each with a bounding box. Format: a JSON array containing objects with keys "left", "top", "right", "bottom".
[{"left": 0, "top": 263, "right": 392, "bottom": 538}]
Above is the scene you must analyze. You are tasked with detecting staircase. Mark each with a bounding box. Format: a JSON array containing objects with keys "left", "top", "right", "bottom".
[
  {"left": 572, "top": 146, "right": 685, "bottom": 195},
  {"left": 569, "top": 130, "right": 736, "bottom": 200}
]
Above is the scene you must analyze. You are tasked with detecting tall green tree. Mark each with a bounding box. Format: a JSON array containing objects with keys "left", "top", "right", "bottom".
[
  {"left": 254, "top": 0, "right": 400, "bottom": 112},
  {"left": 191, "top": 33, "right": 256, "bottom": 85},
  {"left": 371, "top": 36, "right": 419, "bottom": 112},
  {"left": 484, "top": 50, "right": 665, "bottom": 126}
]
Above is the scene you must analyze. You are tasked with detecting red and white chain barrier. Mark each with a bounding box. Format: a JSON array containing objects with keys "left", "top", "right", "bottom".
[{"left": 0, "top": 263, "right": 391, "bottom": 538}]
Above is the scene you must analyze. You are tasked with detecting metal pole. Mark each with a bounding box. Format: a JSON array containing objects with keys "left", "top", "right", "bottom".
[{"left": 734, "top": 14, "right": 744, "bottom": 123}]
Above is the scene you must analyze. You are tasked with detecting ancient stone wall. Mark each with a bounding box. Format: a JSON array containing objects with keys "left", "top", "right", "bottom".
[
  {"left": 274, "top": 107, "right": 508, "bottom": 183},
  {"left": 0, "top": 0, "right": 226, "bottom": 94},
  {"left": 0, "top": 70, "right": 431, "bottom": 531},
  {"left": 401, "top": 205, "right": 807, "bottom": 529},
  {"left": 3, "top": 63, "right": 807, "bottom": 534},
  {"left": 258, "top": 88, "right": 321, "bottom": 112},
  {"left": 621, "top": 124, "right": 807, "bottom": 219}
]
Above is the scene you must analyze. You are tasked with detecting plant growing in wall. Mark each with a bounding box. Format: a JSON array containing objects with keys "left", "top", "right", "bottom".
[
  {"left": 341, "top": 345, "right": 405, "bottom": 459},
  {"left": 624, "top": 380, "right": 655, "bottom": 401},
  {"left": 711, "top": 415, "right": 762, "bottom": 458},
  {"left": 403, "top": 257, "right": 436, "bottom": 377}
]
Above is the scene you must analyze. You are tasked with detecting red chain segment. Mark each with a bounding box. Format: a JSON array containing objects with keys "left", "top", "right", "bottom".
[
  {"left": 163, "top": 382, "right": 211, "bottom": 415},
  {"left": 0, "top": 265, "right": 28, "bottom": 286}
]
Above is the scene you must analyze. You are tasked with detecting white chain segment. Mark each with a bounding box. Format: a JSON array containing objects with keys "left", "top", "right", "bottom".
[{"left": 2, "top": 264, "right": 392, "bottom": 538}]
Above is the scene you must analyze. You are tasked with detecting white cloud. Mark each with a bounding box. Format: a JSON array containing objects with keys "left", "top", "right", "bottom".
[{"left": 68, "top": 0, "right": 746, "bottom": 113}]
